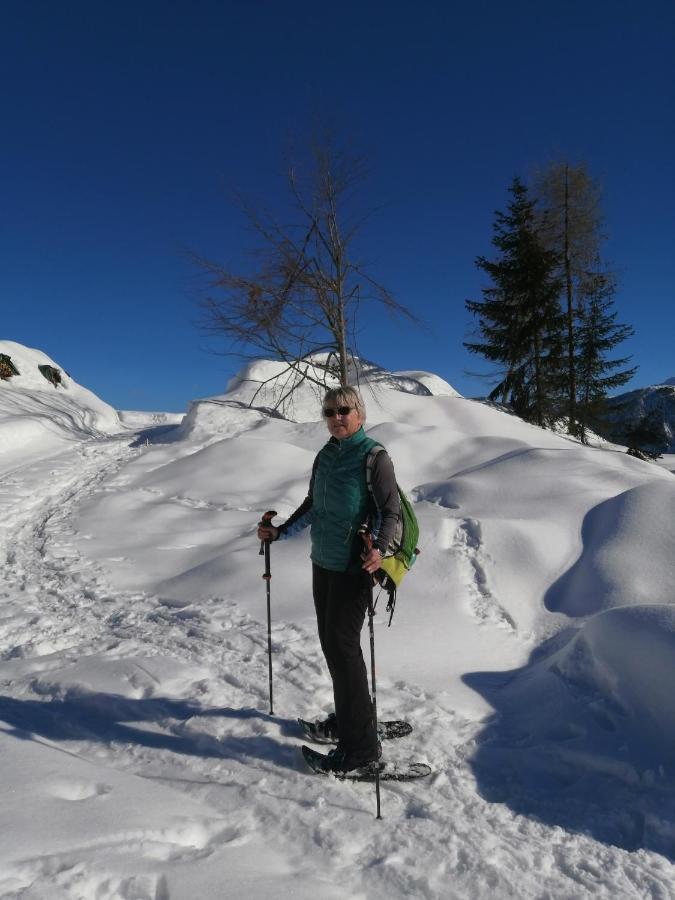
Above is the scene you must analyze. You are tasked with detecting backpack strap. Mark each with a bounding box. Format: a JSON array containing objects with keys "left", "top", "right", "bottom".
[
  {"left": 365, "top": 444, "right": 404, "bottom": 555},
  {"left": 365, "top": 444, "right": 385, "bottom": 500},
  {"left": 364, "top": 444, "right": 387, "bottom": 554}
]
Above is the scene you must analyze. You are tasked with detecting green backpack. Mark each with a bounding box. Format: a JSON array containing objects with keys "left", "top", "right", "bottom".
[{"left": 365, "top": 446, "right": 420, "bottom": 624}]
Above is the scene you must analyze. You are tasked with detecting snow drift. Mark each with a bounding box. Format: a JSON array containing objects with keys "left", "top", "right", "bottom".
[
  {"left": 546, "top": 480, "right": 675, "bottom": 615},
  {"left": 0, "top": 340, "right": 121, "bottom": 462},
  {"left": 179, "top": 356, "right": 460, "bottom": 442},
  {"left": 555, "top": 605, "right": 675, "bottom": 760}
]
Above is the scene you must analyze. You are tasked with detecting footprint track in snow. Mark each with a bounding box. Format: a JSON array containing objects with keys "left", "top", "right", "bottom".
[{"left": 453, "top": 517, "right": 516, "bottom": 631}]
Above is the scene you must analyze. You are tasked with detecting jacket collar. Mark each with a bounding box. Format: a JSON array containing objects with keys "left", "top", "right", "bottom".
[{"left": 329, "top": 425, "right": 367, "bottom": 449}]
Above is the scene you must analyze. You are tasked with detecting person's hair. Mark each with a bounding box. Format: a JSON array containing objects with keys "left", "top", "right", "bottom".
[{"left": 323, "top": 385, "right": 366, "bottom": 423}]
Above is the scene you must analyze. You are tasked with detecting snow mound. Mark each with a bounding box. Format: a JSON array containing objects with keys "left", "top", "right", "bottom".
[
  {"left": 465, "top": 602, "right": 675, "bottom": 857},
  {"left": 176, "top": 396, "right": 272, "bottom": 443},
  {"left": 545, "top": 480, "right": 675, "bottom": 616},
  {"left": 0, "top": 340, "right": 121, "bottom": 461},
  {"left": 180, "top": 356, "right": 461, "bottom": 439},
  {"left": 392, "top": 369, "right": 460, "bottom": 396},
  {"left": 553, "top": 605, "right": 675, "bottom": 761},
  {"left": 118, "top": 410, "right": 184, "bottom": 428}
]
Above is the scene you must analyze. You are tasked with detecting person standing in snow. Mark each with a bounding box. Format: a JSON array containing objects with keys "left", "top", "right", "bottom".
[{"left": 257, "top": 385, "right": 401, "bottom": 774}]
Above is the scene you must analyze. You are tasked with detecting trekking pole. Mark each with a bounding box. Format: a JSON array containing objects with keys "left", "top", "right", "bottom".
[
  {"left": 361, "top": 530, "right": 382, "bottom": 820},
  {"left": 259, "top": 510, "right": 277, "bottom": 715},
  {"left": 368, "top": 573, "right": 382, "bottom": 820}
]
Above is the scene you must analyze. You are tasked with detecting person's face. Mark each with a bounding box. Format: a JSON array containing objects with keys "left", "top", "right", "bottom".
[{"left": 323, "top": 401, "right": 363, "bottom": 440}]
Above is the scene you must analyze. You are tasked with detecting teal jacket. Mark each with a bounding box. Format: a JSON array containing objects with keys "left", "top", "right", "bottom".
[
  {"left": 310, "top": 427, "right": 378, "bottom": 571},
  {"left": 278, "top": 426, "right": 400, "bottom": 573}
]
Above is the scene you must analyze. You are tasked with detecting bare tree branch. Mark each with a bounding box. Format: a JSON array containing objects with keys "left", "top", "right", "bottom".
[{"left": 190, "top": 135, "right": 416, "bottom": 414}]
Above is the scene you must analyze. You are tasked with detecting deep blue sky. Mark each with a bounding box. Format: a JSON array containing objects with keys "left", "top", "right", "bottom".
[{"left": 2, "top": 1, "right": 673, "bottom": 412}]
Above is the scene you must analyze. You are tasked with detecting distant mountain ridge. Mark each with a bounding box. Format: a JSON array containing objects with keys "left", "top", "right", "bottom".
[{"left": 605, "top": 378, "right": 675, "bottom": 452}]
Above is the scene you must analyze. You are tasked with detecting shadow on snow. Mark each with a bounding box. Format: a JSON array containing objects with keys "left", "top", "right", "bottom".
[
  {"left": 0, "top": 691, "right": 305, "bottom": 772},
  {"left": 129, "top": 423, "right": 183, "bottom": 448},
  {"left": 463, "top": 630, "right": 675, "bottom": 862}
]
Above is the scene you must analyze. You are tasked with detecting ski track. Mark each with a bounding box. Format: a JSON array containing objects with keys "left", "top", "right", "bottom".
[{"left": 0, "top": 437, "right": 673, "bottom": 897}]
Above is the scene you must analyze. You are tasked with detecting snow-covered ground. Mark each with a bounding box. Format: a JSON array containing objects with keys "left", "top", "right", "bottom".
[{"left": 1, "top": 347, "right": 674, "bottom": 898}]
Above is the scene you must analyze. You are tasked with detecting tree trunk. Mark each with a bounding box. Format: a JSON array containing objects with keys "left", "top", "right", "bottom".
[
  {"left": 337, "top": 297, "right": 348, "bottom": 386},
  {"left": 564, "top": 166, "right": 577, "bottom": 432},
  {"left": 334, "top": 235, "right": 349, "bottom": 386},
  {"left": 534, "top": 330, "right": 544, "bottom": 427}
]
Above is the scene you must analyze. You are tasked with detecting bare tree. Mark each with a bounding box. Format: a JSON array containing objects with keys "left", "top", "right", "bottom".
[
  {"left": 191, "top": 136, "right": 414, "bottom": 410},
  {"left": 533, "top": 161, "right": 604, "bottom": 433}
]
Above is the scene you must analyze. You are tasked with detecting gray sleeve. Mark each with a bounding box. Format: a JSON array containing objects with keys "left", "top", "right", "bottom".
[{"left": 370, "top": 449, "right": 401, "bottom": 553}]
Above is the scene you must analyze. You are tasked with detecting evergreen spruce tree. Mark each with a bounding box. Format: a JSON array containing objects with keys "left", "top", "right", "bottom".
[
  {"left": 465, "top": 178, "right": 564, "bottom": 427},
  {"left": 574, "top": 269, "right": 637, "bottom": 443}
]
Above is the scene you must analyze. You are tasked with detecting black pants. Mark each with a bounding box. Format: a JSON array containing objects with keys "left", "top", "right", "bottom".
[{"left": 312, "top": 564, "right": 378, "bottom": 763}]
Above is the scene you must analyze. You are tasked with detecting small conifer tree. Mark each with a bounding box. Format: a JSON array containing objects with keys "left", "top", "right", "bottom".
[
  {"left": 575, "top": 270, "right": 637, "bottom": 443},
  {"left": 465, "top": 178, "right": 564, "bottom": 427}
]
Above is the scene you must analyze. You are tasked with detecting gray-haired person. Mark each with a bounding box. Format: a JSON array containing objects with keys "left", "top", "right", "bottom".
[{"left": 257, "top": 385, "right": 400, "bottom": 773}]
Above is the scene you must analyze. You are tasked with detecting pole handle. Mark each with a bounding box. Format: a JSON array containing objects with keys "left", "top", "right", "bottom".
[
  {"left": 258, "top": 509, "right": 278, "bottom": 556},
  {"left": 359, "top": 528, "right": 377, "bottom": 592}
]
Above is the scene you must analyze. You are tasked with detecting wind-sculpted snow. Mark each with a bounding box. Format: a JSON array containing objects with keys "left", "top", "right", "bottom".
[
  {"left": 465, "top": 605, "right": 675, "bottom": 858},
  {"left": 177, "top": 396, "right": 272, "bottom": 442},
  {"left": 209, "top": 356, "right": 461, "bottom": 426},
  {"left": 0, "top": 340, "right": 121, "bottom": 462},
  {"left": 391, "top": 370, "right": 460, "bottom": 397},
  {"left": 555, "top": 605, "right": 675, "bottom": 761},
  {"left": 546, "top": 480, "right": 675, "bottom": 616},
  {"left": 118, "top": 410, "right": 184, "bottom": 428},
  {"left": 1, "top": 351, "right": 675, "bottom": 896}
]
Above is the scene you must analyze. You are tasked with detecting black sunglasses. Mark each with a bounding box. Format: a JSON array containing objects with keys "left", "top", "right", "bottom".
[{"left": 323, "top": 406, "right": 354, "bottom": 418}]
